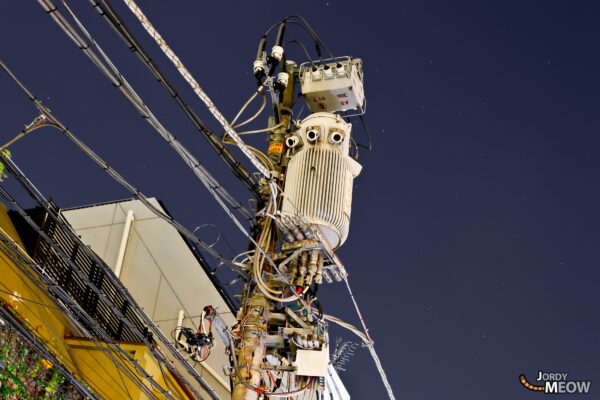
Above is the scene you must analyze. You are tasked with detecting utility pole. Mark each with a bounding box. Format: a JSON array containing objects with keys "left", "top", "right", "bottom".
[
  {"left": 167, "top": 18, "right": 367, "bottom": 399},
  {"left": 231, "top": 58, "right": 299, "bottom": 400},
  {"left": 229, "top": 29, "right": 365, "bottom": 397}
]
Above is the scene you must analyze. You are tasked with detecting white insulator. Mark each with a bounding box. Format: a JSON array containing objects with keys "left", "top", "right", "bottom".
[
  {"left": 305, "top": 128, "right": 321, "bottom": 143},
  {"left": 277, "top": 72, "right": 289, "bottom": 87},
  {"left": 282, "top": 113, "right": 362, "bottom": 248},
  {"left": 286, "top": 135, "right": 301, "bottom": 148},
  {"left": 253, "top": 59, "right": 266, "bottom": 74},
  {"left": 271, "top": 45, "right": 284, "bottom": 61},
  {"left": 323, "top": 66, "right": 334, "bottom": 78},
  {"left": 328, "top": 130, "right": 345, "bottom": 144}
]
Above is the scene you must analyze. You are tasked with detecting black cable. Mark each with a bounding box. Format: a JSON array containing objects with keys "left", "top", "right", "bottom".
[
  {"left": 0, "top": 288, "right": 61, "bottom": 311},
  {"left": 0, "top": 57, "right": 249, "bottom": 281},
  {"left": 57, "top": 0, "right": 256, "bottom": 227},
  {"left": 284, "top": 39, "right": 315, "bottom": 67},
  {"left": 0, "top": 232, "right": 164, "bottom": 400},
  {"left": 90, "top": 0, "right": 263, "bottom": 205},
  {"left": 350, "top": 136, "right": 359, "bottom": 160},
  {"left": 357, "top": 114, "right": 373, "bottom": 150},
  {"left": 263, "top": 21, "right": 282, "bottom": 36},
  {"left": 285, "top": 15, "right": 338, "bottom": 62},
  {"left": 0, "top": 180, "right": 214, "bottom": 400},
  {"left": 312, "top": 299, "right": 323, "bottom": 321},
  {"left": 345, "top": 111, "right": 372, "bottom": 152},
  {"left": 264, "top": 18, "right": 328, "bottom": 63}
]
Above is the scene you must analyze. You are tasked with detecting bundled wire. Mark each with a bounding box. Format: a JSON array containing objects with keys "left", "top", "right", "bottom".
[
  {"left": 222, "top": 77, "right": 278, "bottom": 172},
  {"left": 0, "top": 57, "right": 248, "bottom": 280},
  {"left": 264, "top": 15, "right": 339, "bottom": 64},
  {"left": 0, "top": 207, "right": 182, "bottom": 400},
  {"left": 121, "top": 0, "right": 273, "bottom": 181},
  {"left": 43, "top": 0, "right": 256, "bottom": 228},
  {"left": 24, "top": 2, "right": 390, "bottom": 397},
  {"left": 90, "top": 0, "right": 263, "bottom": 203}
]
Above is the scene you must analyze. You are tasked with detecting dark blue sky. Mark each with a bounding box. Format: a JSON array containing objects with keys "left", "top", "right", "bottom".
[{"left": 1, "top": 1, "right": 600, "bottom": 399}]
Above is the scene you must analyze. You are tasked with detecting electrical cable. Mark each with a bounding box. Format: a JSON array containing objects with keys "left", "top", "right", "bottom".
[
  {"left": 85, "top": 1, "right": 346, "bottom": 322},
  {"left": 357, "top": 114, "right": 372, "bottom": 150},
  {"left": 0, "top": 57, "right": 249, "bottom": 281},
  {"left": 230, "top": 78, "right": 271, "bottom": 128},
  {"left": 232, "top": 92, "right": 266, "bottom": 129},
  {"left": 0, "top": 235, "right": 157, "bottom": 400},
  {"left": 22, "top": 4, "right": 387, "bottom": 397},
  {"left": 0, "top": 186, "right": 212, "bottom": 400},
  {"left": 284, "top": 15, "right": 338, "bottom": 62},
  {"left": 121, "top": 0, "right": 272, "bottom": 181},
  {"left": 1, "top": 174, "right": 225, "bottom": 400},
  {"left": 89, "top": 0, "right": 263, "bottom": 204},
  {"left": 235, "top": 122, "right": 284, "bottom": 135},
  {"left": 0, "top": 277, "right": 133, "bottom": 400},
  {"left": 144, "top": 5, "right": 387, "bottom": 396},
  {"left": 92, "top": 1, "right": 292, "bottom": 280},
  {"left": 0, "top": 287, "right": 62, "bottom": 311},
  {"left": 264, "top": 20, "right": 324, "bottom": 63},
  {"left": 222, "top": 77, "right": 277, "bottom": 172},
  {"left": 0, "top": 203, "right": 182, "bottom": 400},
  {"left": 284, "top": 39, "right": 315, "bottom": 67},
  {"left": 0, "top": 234, "right": 164, "bottom": 400},
  {"left": 55, "top": 0, "right": 255, "bottom": 228},
  {"left": 342, "top": 276, "right": 396, "bottom": 400},
  {"left": 0, "top": 106, "right": 222, "bottom": 399},
  {"left": 270, "top": 183, "right": 396, "bottom": 399},
  {"left": 228, "top": 340, "right": 313, "bottom": 397}
]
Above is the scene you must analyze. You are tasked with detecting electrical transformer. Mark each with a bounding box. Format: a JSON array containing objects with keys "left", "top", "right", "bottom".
[{"left": 282, "top": 112, "right": 362, "bottom": 248}]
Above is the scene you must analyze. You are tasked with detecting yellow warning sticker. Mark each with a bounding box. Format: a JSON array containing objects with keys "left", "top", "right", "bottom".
[{"left": 268, "top": 142, "right": 284, "bottom": 155}]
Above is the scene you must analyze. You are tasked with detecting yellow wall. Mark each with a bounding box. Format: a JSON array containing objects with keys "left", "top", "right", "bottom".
[
  {"left": 65, "top": 338, "right": 192, "bottom": 400},
  {"left": 0, "top": 202, "right": 77, "bottom": 370},
  {"left": 0, "top": 203, "right": 193, "bottom": 400}
]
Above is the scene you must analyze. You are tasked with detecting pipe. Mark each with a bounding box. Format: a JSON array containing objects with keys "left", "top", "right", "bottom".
[
  {"left": 176, "top": 310, "right": 184, "bottom": 332},
  {"left": 114, "top": 210, "right": 134, "bottom": 278}
]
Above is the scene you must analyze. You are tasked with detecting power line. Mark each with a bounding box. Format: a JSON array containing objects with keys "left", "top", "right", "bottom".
[
  {"left": 0, "top": 277, "right": 133, "bottom": 400},
  {"left": 121, "top": 0, "right": 273, "bottom": 181},
  {"left": 0, "top": 287, "right": 62, "bottom": 311},
  {"left": 0, "top": 57, "right": 249, "bottom": 281},
  {"left": 0, "top": 239, "right": 159, "bottom": 400},
  {"left": 6, "top": 4, "right": 395, "bottom": 397},
  {"left": 0, "top": 188, "right": 190, "bottom": 400},
  {"left": 43, "top": 0, "right": 256, "bottom": 228},
  {"left": 0, "top": 186, "right": 212, "bottom": 399},
  {"left": 89, "top": 0, "right": 264, "bottom": 204}
]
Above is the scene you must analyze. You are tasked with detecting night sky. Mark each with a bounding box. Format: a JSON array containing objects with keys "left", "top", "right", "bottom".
[{"left": 2, "top": 1, "right": 600, "bottom": 399}]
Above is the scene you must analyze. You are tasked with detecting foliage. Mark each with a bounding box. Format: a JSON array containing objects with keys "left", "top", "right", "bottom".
[
  {"left": 0, "top": 319, "right": 85, "bottom": 400},
  {"left": 0, "top": 149, "right": 11, "bottom": 181}
]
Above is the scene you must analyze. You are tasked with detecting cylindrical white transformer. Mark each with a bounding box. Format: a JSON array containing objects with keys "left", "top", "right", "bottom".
[{"left": 282, "top": 112, "right": 362, "bottom": 248}]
